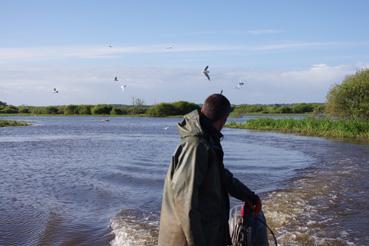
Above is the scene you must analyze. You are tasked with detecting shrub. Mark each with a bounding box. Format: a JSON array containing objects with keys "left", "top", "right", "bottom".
[
  {"left": 64, "top": 105, "right": 79, "bottom": 115},
  {"left": 276, "top": 106, "right": 292, "bottom": 114},
  {"left": 45, "top": 106, "right": 59, "bottom": 114},
  {"left": 231, "top": 105, "right": 264, "bottom": 116},
  {"left": 92, "top": 104, "right": 113, "bottom": 115},
  {"left": 111, "top": 107, "right": 127, "bottom": 115},
  {"left": 313, "top": 104, "right": 325, "bottom": 115},
  {"left": 172, "top": 101, "right": 200, "bottom": 115},
  {"left": 147, "top": 103, "right": 177, "bottom": 117},
  {"left": 29, "top": 107, "right": 44, "bottom": 114},
  {"left": 18, "top": 106, "right": 30, "bottom": 113},
  {"left": 0, "top": 105, "right": 18, "bottom": 114},
  {"left": 291, "top": 103, "right": 314, "bottom": 114},
  {"left": 326, "top": 69, "right": 369, "bottom": 119},
  {"left": 127, "top": 106, "right": 147, "bottom": 115},
  {"left": 78, "top": 105, "right": 92, "bottom": 115},
  {"left": 57, "top": 106, "right": 64, "bottom": 114}
]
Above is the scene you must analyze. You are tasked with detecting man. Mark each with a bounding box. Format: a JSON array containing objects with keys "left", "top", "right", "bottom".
[{"left": 158, "top": 94, "right": 262, "bottom": 246}]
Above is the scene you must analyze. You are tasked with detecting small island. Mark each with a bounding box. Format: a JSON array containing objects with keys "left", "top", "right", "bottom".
[{"left": 0, "top": 120, "right": 29, "bottom": 127}]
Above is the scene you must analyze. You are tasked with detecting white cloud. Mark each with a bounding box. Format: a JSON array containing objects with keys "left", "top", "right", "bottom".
[
  {"left": 1, "top": 41, "right": 368, "bottom": 62},
  {"left": 280, "top": 64, "right": 352, "bottom": 86},
  {"left": 0, "top": 63, "right": 362, "bottom": 106},
  {"left": 246, "top": 29, "right": 283, "bottom": 35},
  {"left": 180, "top": 29, "right": 283, "bottom": 36}
]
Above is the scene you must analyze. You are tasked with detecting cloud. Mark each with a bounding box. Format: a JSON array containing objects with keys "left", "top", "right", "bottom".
[
  {"left": 179, "top": 29, "right": 283, "bottom": 36},
  {"left": 219, "top": 64, "right": 358, "bottom": 103},
  {"left": 0, "top": 63, "right": 362, "bottom": 106},
  {"left": 1, "top": 41, "right": 369, "bottom": 62},
  {"left": 246, "top": 29, "right": 283, "bottom": 35},
  {"left": 280, "top": 64, "right": 353, "bottom": 86}
]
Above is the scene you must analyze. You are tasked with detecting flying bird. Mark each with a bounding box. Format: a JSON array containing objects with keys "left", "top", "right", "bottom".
[
  {"left": 53, "top": 88, "right": 59, "bottom": 93},
  {"left": 120, "top": 85, "right": 127, "bottom": 92},
  {"left": 114, "top": 76, "right": 119, "bottom": 82},
  {"left": 165, "top": 46, "right": 173, "bottom": 50},
  {"left": 235, "top": 81, "right": 245, "bottom": 89},
  {"left": 203, "top": 66, "right": 210, "bottom": 81},
  {"left": 108, "top": 44, "right": 112, "bottom": 48}
]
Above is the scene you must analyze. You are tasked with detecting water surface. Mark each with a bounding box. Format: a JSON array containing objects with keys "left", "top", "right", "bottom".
[{"left": 0, "top": 116, "right": 368, "bottom": 245}]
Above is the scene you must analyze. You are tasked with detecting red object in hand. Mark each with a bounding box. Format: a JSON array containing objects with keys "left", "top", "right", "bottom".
[
  {"left": 253, "top": 197, "right": 262, "bottom": 215},
  {"left": 243, "top": 196, "right": 262, "bottom": 217}
]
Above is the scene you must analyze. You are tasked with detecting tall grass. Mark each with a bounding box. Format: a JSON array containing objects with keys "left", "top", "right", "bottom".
[
  {"left": 0, "top": 120, "right": 29, "bottom": 127},
  {"left": 227, "top": 118, "right": 369, "bottom": 140}
]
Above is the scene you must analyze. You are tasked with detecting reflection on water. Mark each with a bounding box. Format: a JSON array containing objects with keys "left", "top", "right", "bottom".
[{"left": 0, "top": 116, "right": 368, "bottom": 245}]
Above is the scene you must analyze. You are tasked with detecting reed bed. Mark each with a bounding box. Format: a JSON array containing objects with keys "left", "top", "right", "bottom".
[{"left": 227, "top": 118, "right": 369, "bottom": 140}]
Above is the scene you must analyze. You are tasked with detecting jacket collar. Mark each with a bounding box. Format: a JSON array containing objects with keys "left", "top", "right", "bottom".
[{"left": 199, "top": 112, "right": 223, "bottom": 142}]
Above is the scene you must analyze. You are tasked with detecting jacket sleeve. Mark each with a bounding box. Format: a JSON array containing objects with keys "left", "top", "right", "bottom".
[
  {"left": 170, "top": 140, "right": 208, "bottom": 246},
  {"left": 223, "top": 168, "right": 256, "bottom": 202}
]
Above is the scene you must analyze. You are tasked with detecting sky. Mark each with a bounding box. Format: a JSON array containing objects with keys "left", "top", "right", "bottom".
[{"left": 1, "top": 0, "right": 369, "bottom": 106}]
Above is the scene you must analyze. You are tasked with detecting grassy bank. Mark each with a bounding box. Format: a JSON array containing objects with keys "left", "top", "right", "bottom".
[
  {"left": 0, "top": 120, "right": 29, "bottom": 127},
  {"left": 227, "top": 118, "right": 369, "bottom": 140}
]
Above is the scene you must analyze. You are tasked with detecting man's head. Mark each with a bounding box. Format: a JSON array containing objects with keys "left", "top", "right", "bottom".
[{"left": 201, "top": 94, "right": 231, "bottom": 131}]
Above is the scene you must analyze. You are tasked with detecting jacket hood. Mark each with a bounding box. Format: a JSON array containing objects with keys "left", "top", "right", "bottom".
[{"left": 177, "top": 110, "right": 204, "bottom": 138}]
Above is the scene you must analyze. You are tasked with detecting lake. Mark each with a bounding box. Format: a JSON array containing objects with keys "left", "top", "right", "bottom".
[{"left": 0, "top": 116, "right": 368, "bottom": 245}]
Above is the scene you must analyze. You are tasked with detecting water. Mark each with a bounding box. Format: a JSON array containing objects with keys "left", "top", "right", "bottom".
[{"left": 0, "top": 116, "right": 368, "bottom": 245}]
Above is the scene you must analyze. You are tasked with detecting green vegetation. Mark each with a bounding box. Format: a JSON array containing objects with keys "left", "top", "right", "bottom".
[
  {"left": 2, "top": 96, "right": 323, "bottom": 118},
  {"left": 227, "top": 118, "right": 369, "bottom": 140},
  {"left": 230, "top": 103, "right": 323, "bottom": 116},
  {"left": 147, "top": 101, "right": 200, "bottom": 117},
  {"left": 326, "top": 69, "right": 369, "bottom": 119},
  {"left": 0, "top": 100, "right": 197, "bottom": 117},
  {"left": 228, "top": 69, "right": 369, "bottom": 142},
  {"left": 0, "top": 120, "right": 29, "bottom": 127},
  {"left": 0, "top": 105, "right": 19, "bottom": 114}
]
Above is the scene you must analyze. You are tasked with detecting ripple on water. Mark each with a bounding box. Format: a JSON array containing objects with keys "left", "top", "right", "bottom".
[{"left": 110, "top": 208, "right": 159, "bottom": 246}]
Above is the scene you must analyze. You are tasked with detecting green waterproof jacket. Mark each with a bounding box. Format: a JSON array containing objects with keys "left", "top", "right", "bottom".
[{"left": 158, "top": 110, "right": 256, "bottom": 246}]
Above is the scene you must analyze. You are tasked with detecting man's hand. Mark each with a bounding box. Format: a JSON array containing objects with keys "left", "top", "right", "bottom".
[
  {"left": 251, "top": 194, "right": 262, "bottom": 215},
  {"left": 244, "top": 194, "right": 262, "bottom": 216}
]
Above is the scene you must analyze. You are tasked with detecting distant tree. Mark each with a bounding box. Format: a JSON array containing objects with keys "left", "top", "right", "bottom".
[
  {"left": 276, "top": 106, "right": 292, "bottom": 114},
  {"left": 45, "top": 106, "right": 59, "bottom": 114},
  {"left": 132, "top": 97, "right": 145, "bottom": 107},
  {"left": 172, "top": 101, "right": 200, "bottom": 115},
  {"left": 130, "top": 97, "right": 146, "bottom": 115},
  {"left": 111, "top": 107, "right": 127, "bottom": 115},
  {"left": 78, "top": 105, "right": 92, "bottom": 115},
  {"left": 57, "top": 106, "right": 64, "bottom": 114},
  {"left": 0, "top": 101, "right": 6, "bottom": 106},
  {"left": 92, "top": 104, "right": 113, "bottom": 115},
  {"left": 291, "top": 103, "right": 314, "bottom": 114},
  {"left": 147, "top": 103, "right": 177, "bottom": 116},
  {"left": 312, "top": 104, "right": 325, "bottom": 115},
  {"left": 18, "top": 106, "right": 30, "bottom": 113},
  {"left": 326, "top": 69, "right": 369, "bottom": 119},
  {"left": 0, "top": 105, "right": 18, "bottom": 114},
  {"left": 64, "top": 105, "right": 79, "bottom": 115}
]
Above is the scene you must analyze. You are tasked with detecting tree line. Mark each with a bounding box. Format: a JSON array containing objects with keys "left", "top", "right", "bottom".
[{"left": 0, "top": 101, "right": 322, "bottom": 117}]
